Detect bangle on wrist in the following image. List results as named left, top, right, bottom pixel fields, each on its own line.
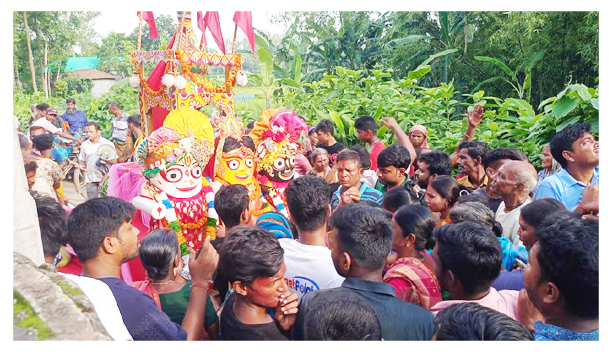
left=190, top=282, right=209, bottom=291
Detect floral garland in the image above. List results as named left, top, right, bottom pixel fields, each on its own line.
left=131, top=49, right=241, bottom=96
left=267, top=188, right=289, bottom=218
left=130, top=56, right=172, bottom=96
left=175, top=49, right=241, bottom=93
left=203, top=177, right=218, bottom=240
left=154, top=192, right=190, bottom=255
left=257, top=139, right=289, bottom=174
left=151, top=177, right=217, bottom=257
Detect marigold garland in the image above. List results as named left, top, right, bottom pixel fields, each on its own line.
left=130, top=56, right=172, bottom=96
left=175, top=49, right=241, bottom=93
left=131, top=50, right=242, bottom=95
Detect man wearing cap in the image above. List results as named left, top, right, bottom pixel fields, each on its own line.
left=30, top=110, right=83, bottom=145
left=62, top=98, right=88, bottom=134
left=46, top=108, right=66, bottom=131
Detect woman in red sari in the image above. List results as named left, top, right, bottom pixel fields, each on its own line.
left=384, top=205, right=442, bottom=310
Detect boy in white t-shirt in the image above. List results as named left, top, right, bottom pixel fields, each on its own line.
left=281, top=176, right=344, bottom=299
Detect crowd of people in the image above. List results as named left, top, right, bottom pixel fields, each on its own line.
left=16, top=100, right=599, bottom=341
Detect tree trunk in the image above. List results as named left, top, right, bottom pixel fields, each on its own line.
left=14, top=59, right=21, bottom=89
left=23, top=12, right=37, bottom=93
left=45, top=40, right=50, bottom=98
left=40, top=58, right=47, bottom=97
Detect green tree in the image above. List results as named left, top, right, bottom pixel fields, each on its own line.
left=96, top=32, right=136, bottom=79
left=13, top=11, right=101, bottom=94
left=127, top=14, right=177, bottom=51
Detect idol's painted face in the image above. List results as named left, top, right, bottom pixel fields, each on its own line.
left=217, top=147, right=255, bottom=185
left=262, top=153, right=296, bottom=182
left=259, top=143, right=297, bottom=183
left=150, top=154, right=203, bottom=198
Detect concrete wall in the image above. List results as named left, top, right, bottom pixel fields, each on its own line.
left=91, top=79, right=116, bottom=97
left=13, top=132, right=44, bottom=266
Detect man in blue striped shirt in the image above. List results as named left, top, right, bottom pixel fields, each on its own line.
left=331, top=150, right=383, bottom=209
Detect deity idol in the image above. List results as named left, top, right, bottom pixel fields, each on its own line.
left=248, top=110, right=308, bottom=212
left=132, top=108, right=217, bottom=255
left=209, top=110, right=272, bottom=217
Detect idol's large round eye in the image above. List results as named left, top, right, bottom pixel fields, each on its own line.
left=289, top=156, right=295, bottom=166
left=163, top=168, right=183, bottom=183
left=245, top=158, right=254, bottom=168
left=190, top=166, right=202, bottom=178
left=228, top=160, right=240, bottom=170
left=273, top=158, right=285, bottom=170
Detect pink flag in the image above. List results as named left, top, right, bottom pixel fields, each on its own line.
left=233, top=11, right=255, bottom=54
left=203, top=11, right=226, bottom=54
left=196, top=11, right=208, bottom=48
left=137, top=11, right=158, bottom=39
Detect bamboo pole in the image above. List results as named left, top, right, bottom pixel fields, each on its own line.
left=137, top=12, right=143, bottom=52
left=178, top=11, right=186, bottom=50
left=231, top=24, right=238, bottom=56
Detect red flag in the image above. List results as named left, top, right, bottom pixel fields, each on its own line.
left=233, top=11, right=255, bottom=54
left=137, top=11, right=158, bottom=39
left=203, top=11, right=226, bottom=54
left=196, top=11, right=208, bottom=48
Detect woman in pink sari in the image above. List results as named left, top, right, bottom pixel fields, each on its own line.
left=408, top=125, right=431, bottom=178
left=384, top=204, right=442, bottom=310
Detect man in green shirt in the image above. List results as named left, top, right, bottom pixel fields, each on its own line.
left=374, top=144, right=410, bottom=194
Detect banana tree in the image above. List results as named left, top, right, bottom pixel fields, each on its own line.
left=383, top=11, right=473, bottom=85
left=473, top=50, right=545, bottom=102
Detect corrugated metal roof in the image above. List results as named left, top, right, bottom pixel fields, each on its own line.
left=68, top=69, right=116, bottom=80
left=65, top=57, right=100, bottom=71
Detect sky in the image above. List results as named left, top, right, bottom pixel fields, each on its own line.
left=93, top=11, right=283, bottom=53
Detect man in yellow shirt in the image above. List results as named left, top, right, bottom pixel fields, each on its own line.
left=455, top=141, right=490, bottom=190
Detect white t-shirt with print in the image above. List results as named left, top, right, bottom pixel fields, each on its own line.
left=278, top=238, right=344, bottom=300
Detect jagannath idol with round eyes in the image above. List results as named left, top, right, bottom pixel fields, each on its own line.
left=131, top=108, right=217, bottom=256
left=248, top=109, right=309, bottom=215
left=208, top=110, right=275, bottom=217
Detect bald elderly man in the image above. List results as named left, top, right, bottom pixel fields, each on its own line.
left=488, top=160, right=538, bottom=246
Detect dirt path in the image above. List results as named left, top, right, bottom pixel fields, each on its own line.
left=62, top=180, right=87, bottom=206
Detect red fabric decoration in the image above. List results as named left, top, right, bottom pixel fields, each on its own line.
left=146, top=60, right=166, bottom=91
left=233, top=11, right=256, bottom=54
left=203, top=11, right=226, bottom=54
left=152, top=107, right=171, bottom=132
left=197, top=11, right=208, bottom=48
left=137, top=11, right=158, bottom=39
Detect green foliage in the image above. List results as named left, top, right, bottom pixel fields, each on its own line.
left=14, top=85, right=139, bottom=139
left=53, top=78, right=68, bottom=98
left=13, top=11, right=101, bottom=93
left=127, top=14, right=177, bottom=52
left=268, top=11, right=598, bottom=107
left=264, top=64, right=598, bottom=169
left=96, top=32, right=136, bottom=78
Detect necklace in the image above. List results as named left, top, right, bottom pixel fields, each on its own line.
left=152, top=280, right=176, bottom=286
left=505, top=198, right=528, bottom=211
